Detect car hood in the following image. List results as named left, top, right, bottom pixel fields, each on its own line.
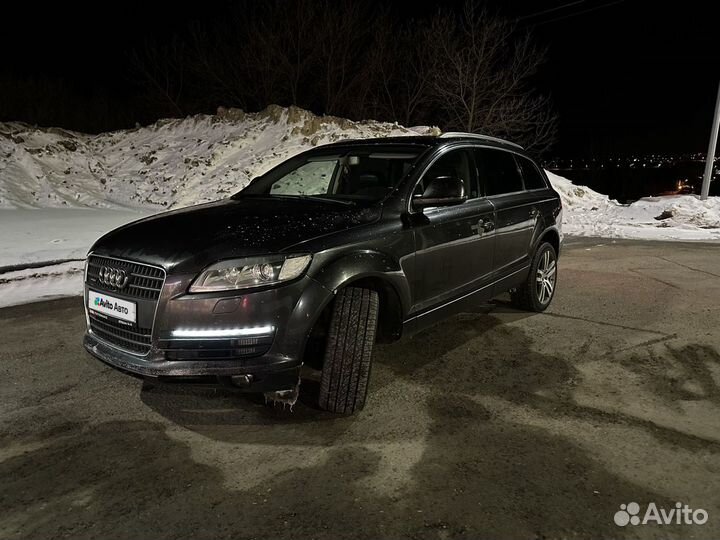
left=91, top=197, right=382, bottom=274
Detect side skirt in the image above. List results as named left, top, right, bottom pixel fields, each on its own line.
left=402, top=265, right=530, bottom=337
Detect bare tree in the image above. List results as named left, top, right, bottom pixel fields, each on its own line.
left=235, top=0, right=323, bottom=108
left=131, top=37, right=187, bottom=117
left=367, top=18, right=434, bottom=126
left=427, top=3, right=557, bottom=152
left=129, top=1, right=556, bottom=153
left=272, top=0, right=323, bottom=105
left=311, top=1, right=376, bottom=116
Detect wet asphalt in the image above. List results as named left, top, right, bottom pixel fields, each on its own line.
left=1, top=237, right=719, bottom=539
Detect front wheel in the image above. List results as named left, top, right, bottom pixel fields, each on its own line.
left=510, top=242, right=558, bottom=312
left=318, top=287, right=379, bottom=414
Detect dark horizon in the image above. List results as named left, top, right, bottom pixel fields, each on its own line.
left=1, top=0, right=717, bottom=158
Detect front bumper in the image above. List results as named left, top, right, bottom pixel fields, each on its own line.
left=84, top=271, right=334, bottom=389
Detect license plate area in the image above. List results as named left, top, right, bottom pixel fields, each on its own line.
left=88, top=290, right=137, bottom=324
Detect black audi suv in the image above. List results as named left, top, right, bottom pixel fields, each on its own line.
left=83, top=133, right=562, bottom=414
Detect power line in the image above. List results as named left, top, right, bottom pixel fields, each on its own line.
left=518, top=1, right=586, bottom=22
left=530, top=0, right=626, bottom=26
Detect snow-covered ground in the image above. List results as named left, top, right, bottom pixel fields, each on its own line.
left=0, top=209, right=152, bottom=307
left=0, top=208, right=151, bottom=268
left=1, top=105, right=719, bottom=307
left=548, top=172, right=720, bottom=242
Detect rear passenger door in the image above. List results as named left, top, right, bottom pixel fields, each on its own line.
left=474, top=147, right=537, bottom=276
left=410, top=148, right=495, bottom=314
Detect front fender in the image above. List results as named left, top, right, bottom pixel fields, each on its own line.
left=311, top=250, right=412, bottom=317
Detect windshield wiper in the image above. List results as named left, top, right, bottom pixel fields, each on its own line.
left=297, top=195, right=356, bottom=206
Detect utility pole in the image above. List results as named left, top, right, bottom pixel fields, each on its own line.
left=701, top=81, right=720, bottom=200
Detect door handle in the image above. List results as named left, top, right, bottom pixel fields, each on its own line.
left=475, top=218, right=494, bottom=234
left=482, top=219, right=495, bottom=232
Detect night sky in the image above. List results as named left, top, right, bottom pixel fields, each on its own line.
left=1, top=0, right=717, bottom=157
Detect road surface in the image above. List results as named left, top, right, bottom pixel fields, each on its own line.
left=2, top=238, right=719, bottom=539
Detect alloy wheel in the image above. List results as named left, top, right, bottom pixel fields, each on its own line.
left=535, top=249, right=557, bottom=305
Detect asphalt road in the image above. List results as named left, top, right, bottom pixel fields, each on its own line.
left=2, top=238, right=720, bottom=540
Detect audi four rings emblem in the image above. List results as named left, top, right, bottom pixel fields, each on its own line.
left=98, top=266, right=129, bottom=289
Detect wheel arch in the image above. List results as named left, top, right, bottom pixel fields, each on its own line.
left=311, top=251, right=410, bottom=343
left=536, top=227, right=561, bottom=256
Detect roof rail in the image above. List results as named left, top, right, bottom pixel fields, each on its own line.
left=439, top=131, right=523, bottom=150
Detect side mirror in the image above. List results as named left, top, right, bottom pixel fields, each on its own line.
left=412, top=176, right=467, bottom=210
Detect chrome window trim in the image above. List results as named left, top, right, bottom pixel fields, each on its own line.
left=406, top=143, right=541, bottom=214
left=484, top=196, right=558, bottom=206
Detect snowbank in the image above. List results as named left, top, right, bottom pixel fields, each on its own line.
left=1, top=106, right=719, bottom=307
left=0, top=261, right=85, bottom=308
left=0, top=106, right=437, bottom=306
left=548, top=171, right=720, bottom=242
left=0, top=209, right=153, bottom=307
left=0, top=105, right=437, bottom=210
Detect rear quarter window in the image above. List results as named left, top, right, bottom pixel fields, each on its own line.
left=516, top=156, right=548, bottom=190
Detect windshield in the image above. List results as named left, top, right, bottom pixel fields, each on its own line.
left=236, top=150, right=421, bottom=204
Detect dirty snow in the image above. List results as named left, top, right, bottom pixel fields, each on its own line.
left=548, top=171, right=720, bottom=242
left=0, top=261, right=85, bottom=308
left=0, top=209, right=153, bottom=307
left=0, top=105, right=436, bottom=210
left=1, top=105, right=719, bottom=307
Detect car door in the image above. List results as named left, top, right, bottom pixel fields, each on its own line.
left=474, top=147, right=538, bottom=277
left=409, top=147, right=496, bottom=316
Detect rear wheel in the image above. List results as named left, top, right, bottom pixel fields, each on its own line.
left=318, top=287, right=379, bottom=414
left=510, top=242, right=557, bottom=312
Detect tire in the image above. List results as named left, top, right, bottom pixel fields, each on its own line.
left=318, top=287, right=379, bottom=414
left=510, top=242, right=558, bottom=312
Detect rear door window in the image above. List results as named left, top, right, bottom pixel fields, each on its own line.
left=516, top=156, right=548, bottom=190
left=474, top=148, right=524, bottom=196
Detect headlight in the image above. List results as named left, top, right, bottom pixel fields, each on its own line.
left=189, top=254, right=312, bottom=293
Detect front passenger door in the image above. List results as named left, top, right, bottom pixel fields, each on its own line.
left=410, top=148, right=496, bottom=315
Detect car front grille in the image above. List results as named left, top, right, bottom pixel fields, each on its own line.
left=86, top=255, right=166, bottom=355
left=86, top=254, right=165, bottom=300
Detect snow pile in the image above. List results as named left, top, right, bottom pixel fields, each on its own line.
left=2, top=104, right=717, bottom=243
left=1, top=107, right=720, bottom=307
left=547, top=171, right=720, bottom=242
left=0, top=106, right=438, bottom=306
left=0, top=105, right=438, bottom=210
